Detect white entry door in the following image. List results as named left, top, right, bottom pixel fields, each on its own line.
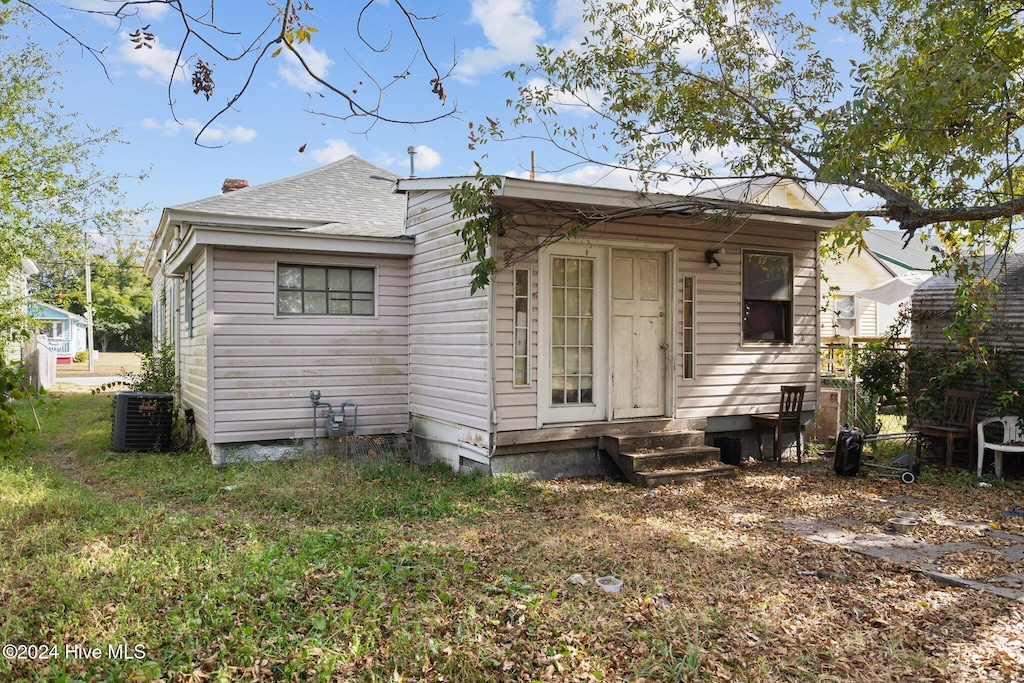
left=611, top=249, right=667, bottom=419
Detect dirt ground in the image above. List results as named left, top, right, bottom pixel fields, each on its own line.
left=55, top=351, right=142, bottom=377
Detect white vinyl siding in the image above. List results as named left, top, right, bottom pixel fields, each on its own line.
left=209, top=247, right=409, bottom=443
left=185, top=264, right=194, bottom=337
left=492, top=215, right=821, bottom=431
left=405, top=190, right=491, bottom=433
left=820, top=249, right=891, bottom=340
left=178, top=249, right=209, bottom=439
left=493, top=261, right=539, bottom=430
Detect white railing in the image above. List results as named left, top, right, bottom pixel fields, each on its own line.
left=45, top=339, right=70, bottom=354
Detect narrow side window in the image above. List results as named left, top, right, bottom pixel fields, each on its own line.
left=513, top=269, right=530, bottom=386
left=682, top=276, right=695, bottom=379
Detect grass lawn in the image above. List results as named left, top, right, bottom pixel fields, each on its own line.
left=2, top=393, right=1023, bottom=681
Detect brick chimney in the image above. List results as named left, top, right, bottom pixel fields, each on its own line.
left=221, top=178, right=249, bottom=193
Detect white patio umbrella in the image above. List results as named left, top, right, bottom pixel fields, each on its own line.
left=855, top=271, right=931, bottom=305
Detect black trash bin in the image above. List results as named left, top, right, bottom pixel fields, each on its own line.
left=714, top=436, right=743, bottom=466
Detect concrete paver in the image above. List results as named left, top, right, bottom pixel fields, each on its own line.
left=781, top=516, right=1024, bottom=604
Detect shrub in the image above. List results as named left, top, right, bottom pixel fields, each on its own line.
left=74, top=350, right=89, bottom=363
left=95, top=340, right=176, bottom=394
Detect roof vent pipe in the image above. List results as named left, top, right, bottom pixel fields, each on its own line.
left=407, top=146, right=417, bottom=178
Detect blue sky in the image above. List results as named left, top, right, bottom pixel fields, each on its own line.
left=25, top=0, right=868, bottom=242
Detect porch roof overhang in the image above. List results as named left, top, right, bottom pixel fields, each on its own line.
left=146, top=209, right=414, bottom=279
left=394, top=176, right=842, bottom=231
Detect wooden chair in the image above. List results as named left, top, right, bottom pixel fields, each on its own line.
left=977, top=416, right=1024, bottom=478
left=915, top=389, right=980, bottom=469
left=751, top=385, right=806, bottom=464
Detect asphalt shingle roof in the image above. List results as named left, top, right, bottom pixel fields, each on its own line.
left=170, top=155, right=407, bottom=238
left=917, top=253, right=1024, bottom=293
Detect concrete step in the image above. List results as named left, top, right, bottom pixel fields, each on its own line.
left=603, top=431, right=730, bottom=486
left=603, top=431, right=706, bottom=458
left=621, top=445, right=722, bottom=473
left=635, top=464, right=739, bottom=488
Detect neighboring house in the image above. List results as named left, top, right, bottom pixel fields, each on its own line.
left=821, top=229, right=943, bottom=340
left=28, top=302, right=89, bottom=364
left=2, top=258, right=39, bottom=362
left=146, top=156, right=840, bottom=473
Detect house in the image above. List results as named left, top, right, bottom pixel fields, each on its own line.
left=145, top=157, right=410, bottom=463
left=2, top=258, right=39, bottom=362
left=28, top=302, right=89, bottom=364
left=146, top=156, right=840, bottom=474
left=821, top=228, right=943, bottom=340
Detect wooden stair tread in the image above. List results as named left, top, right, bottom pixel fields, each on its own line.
left=636, top=464, right=739, bottom=487
left=621, top=445, right=719, bottom=458
left=602, top=430, right=737, bottom=487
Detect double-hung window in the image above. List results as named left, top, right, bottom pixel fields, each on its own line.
left=742, top=251, right=793, bottom=343
left=277, top=264, right=375, bottom=316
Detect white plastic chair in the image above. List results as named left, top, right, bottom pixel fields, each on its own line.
left=977, top=416, right=1024, bottom=477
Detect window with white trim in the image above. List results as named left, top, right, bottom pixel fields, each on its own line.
left=513, top=269, right=530, bottom=386
left=833, top=294, right=857, bottom=336
left=277, top=264, right=375, bottom=316
left=682, top=276, right=695, bottom=379
left=742, top=251, right=793, bottom=343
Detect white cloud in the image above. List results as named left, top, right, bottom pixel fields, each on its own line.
left=551, top=0, right=589, bottom=50
left=522, top=77, right=600, bottom=117
left=814, top=183, right=877, bottom=211
left=116, top=33, right=186, bottom=82
left=412, top=145, right=442, bottom=172
left=507, top=164, right=639, bottom=191
left=277, top=45, right=334, bottom=92
left=374, top=152, right=399, bottom=168
left=455, top=0, right=545, bottom=82
left=309, top=139, right=357, bottom=164
left=141, top=118, right=257, bottom=144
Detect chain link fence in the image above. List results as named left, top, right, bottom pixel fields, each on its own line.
left=821, top=340, right=909, bottom=437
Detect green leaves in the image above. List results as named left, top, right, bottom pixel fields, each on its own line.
left=0, top=16, right=140, bottom=442
left=482, top=0, right=1024, bottom=238
left=450, top=168, right=505, bottom=294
